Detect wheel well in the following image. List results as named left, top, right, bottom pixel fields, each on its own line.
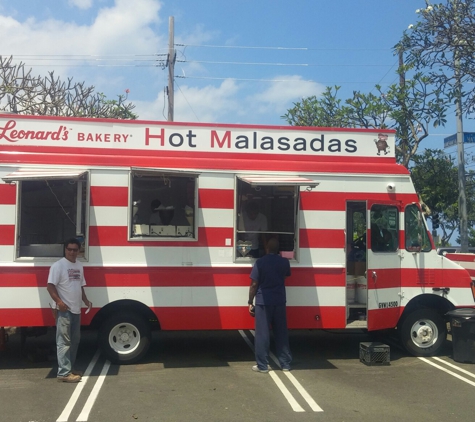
left=400, top=294, right=454, bottom=324
left=90, top=300, right=160, bottom=331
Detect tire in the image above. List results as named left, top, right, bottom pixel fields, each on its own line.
left=399, top=308, right=447, bottom=357
left=98, top=312, right=151, bottom=364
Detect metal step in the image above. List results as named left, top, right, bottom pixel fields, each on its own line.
left=346, top=320, right=368, bottom=328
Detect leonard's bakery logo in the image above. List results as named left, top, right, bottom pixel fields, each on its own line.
left=374, top=133, right=390, bottom=156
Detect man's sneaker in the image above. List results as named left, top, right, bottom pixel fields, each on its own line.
left=57, top=373, right=81, bottom=383
left=252, top=365, right=269, bottom=373
left=282, top=367, right=291, bottom=372
left=71, top=370, right=83, bottom=377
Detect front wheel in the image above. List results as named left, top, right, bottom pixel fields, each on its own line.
left=98, top=313, right=151, bottom=364
left=399, top=308, right=447, bottom=357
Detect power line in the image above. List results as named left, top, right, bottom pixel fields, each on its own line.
left=2, top=40, right=402, bottom=94
left=10, top=58, right=161, bottom=62
left=175, top=75, right=315, bottom=83
left=179, top=60, right=309, bottom=67
left=3, top=54, right=168, bottom=68
left=176, top=43, right=308, bottom=50
left=2, top=54, right=399, bottom=82
left=175, top=79, right=201, bottom=122
left=1, top=54, right=167, bottom=59
left=178, top=59, right=394, bottom=67
left=4, top=55, right=396, bottom=68
left=178, top=43, right=392, bottom=51
left=6, top=63, right=163, bottom=67
left=175, top=75, right=393, bottom=84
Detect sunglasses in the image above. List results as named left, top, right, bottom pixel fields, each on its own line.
left=66, top=247, right=79, bottom=252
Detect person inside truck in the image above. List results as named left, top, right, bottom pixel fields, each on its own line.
left=376, top=228, right=396, bottom=252
left=149, top=199, right=163, bottom=225
left=371, top=223, right=383, bottom=250
left=239, top=201, right=268, bottom=258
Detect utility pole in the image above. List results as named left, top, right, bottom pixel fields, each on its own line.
left=453, top=0, right=468, bottom=252
left=455, top=54, right=468, bottom=252
left=167, top=16, right=176, bottom=122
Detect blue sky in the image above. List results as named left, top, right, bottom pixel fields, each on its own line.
left=0, top=0, right=472, bottom=157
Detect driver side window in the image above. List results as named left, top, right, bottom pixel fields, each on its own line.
left=370, top=204, right=398, bottom=253
left=404, top=204, right=431, bottom=252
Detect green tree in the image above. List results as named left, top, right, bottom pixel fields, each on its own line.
left=400, top=0, right=475, bottom=251
left=283, top=1, right=475, bottom=246
left=410, top=149, right=475, bottom=245
left=282, top=73, right=446, bottom=168
left=401, top=0, right=475, bottom=115
left=467, top=228, right=475, bottom=247
left=0, top=56, right=137, bottom=119
left=282, top=86, right=354, bottom=128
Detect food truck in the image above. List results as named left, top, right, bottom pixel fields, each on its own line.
left=0, top=114, right=473, bottom=363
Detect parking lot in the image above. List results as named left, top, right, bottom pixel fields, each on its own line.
left=1, top=327, right=474, bottom=422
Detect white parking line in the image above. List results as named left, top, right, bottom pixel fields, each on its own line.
left=76, top=360, right=111, bottom=421
left=268, top=371, right=305, bottom=412
left=238, top=329, right=323, bottom=412
left=432, top=357, right=475, bottom=379
left=56, top=350, right=101, bottom=422
left=282, top=371, right=323, bottom=412
left=56, top=351, right=110, bottom=422
left=59, top=330, right=323, bottom=419
left=418, top=357, right=475, bottom=387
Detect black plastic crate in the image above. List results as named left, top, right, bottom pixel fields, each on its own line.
left=359, top=342, right=390, bottom=366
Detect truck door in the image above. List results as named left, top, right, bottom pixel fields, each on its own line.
left=366, top=201, right=402, bottom=330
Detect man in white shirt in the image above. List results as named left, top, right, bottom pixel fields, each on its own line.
left=47, top=238, right=91, bottom=383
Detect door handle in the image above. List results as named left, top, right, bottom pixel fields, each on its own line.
left=372, top=271, right=377, bottom=284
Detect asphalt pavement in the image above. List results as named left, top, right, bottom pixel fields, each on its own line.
left=0, top=327, right=474, bottom=422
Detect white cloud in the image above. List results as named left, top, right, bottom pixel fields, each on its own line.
left=68, top=0, right=93, bottom=10
left=0, top=0, right=166, bottom=99
left=0, top=0, right=164, bottom=57
left=0, top=1, right=324, bottom=125
left=176, top=79, right=241, bottom=122
left=176, top=23, right=217, bottom=47
left=136, top=79, right=240, bottom=123
left=135, top=76, right=324, bottom=125
left=89, top=0, right=162, bottom=54
left=247, top=76, right=324, bottom=115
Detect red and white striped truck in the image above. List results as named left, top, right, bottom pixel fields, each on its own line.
left=0, top=114, right=474, bottom=363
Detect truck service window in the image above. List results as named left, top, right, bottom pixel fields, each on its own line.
left=9, top=173, right=88, bottom=258
left=130, top=170, right=197, bottom=239
left=235, top=178, right=298, bottom=259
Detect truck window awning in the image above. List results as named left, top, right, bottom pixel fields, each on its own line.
left=131, top=167, right=200, bottom=177
left=237, top=175, right=319, bottom=187
left=2, top=169, right=87, bottom=183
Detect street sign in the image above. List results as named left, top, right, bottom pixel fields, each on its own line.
left=444, top=132, right=475, bottom=148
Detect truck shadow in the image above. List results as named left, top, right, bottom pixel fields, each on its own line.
left=141, top=329, right=454, bottom=370
left=0, top=328, right=454, bottom=372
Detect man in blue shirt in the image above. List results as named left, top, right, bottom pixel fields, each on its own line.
left=248, top=238, right=292, bottom=372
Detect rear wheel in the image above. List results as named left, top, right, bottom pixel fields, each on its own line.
left=98, top=313, right=151, bottom=364
left=399, top=308, right=447, bottom=357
